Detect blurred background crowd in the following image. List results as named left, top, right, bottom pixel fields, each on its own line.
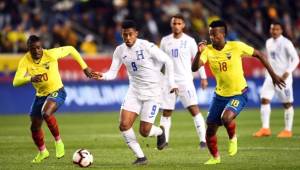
left=0, top=0, right=300, bottom=54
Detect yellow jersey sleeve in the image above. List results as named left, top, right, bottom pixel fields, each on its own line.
left=200, top=48, right=208, bottom=64
left=236, top=41, right=254, bottom=57
left=13, top=56, right=31, bottom=87
left=47, top=46, right=88, bottom=69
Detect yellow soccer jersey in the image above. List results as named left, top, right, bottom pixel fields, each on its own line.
left=200, top=41, right=254, bottom=97
left=13, top=46, right=87, bottom=96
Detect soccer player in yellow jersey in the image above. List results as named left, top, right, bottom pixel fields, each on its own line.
left=13, top=35, right=97, bottom=163
left=192, top=20, right=286, bottom=165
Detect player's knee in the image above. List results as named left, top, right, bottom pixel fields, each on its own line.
left=283, top=103, right=292, bottom=109
left=163, top=110, right=172, bottom=117
left=261, top=98, right=270, bottom=105
left=30, top=123, right=41, bottom=131
left=139, top=128, right=150, bottom=137
left=119, top=122, right=131, bottom=131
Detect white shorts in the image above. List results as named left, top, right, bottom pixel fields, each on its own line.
left=161, top=82, right=198, bottom=110
left=121, top=89, right=160, bottom=124
left=260, top=76, right=294, bottom=103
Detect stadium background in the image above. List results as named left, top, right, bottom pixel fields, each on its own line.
left=1, top=0, right=300, bottom=114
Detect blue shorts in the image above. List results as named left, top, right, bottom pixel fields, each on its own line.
left=30, top=88, right=67, bottom=118
left=207, top=88, right=248, bottom=125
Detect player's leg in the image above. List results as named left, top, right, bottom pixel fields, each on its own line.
left=140, top=100, right=166, bottom=150
left=222, top=88, right=248, bottom=156
left=254, top=78, right=274, bottom=137
left=277, top=80, right=294, bottom=138
left=42, top=88, right=66, bottom=158
left=181, top=85, right=206, bottom=148
left=30, top=96, right=49, bottom=163
left=204, top=94, right=226, bottom=164
left=119, top=90, right=147, bottom=165
left=160, top=109, right=173, bottom=145
left=159, top=87, right=176, bottom=145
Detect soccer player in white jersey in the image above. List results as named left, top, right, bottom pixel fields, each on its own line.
left=159, top=14, right=208, bottom=148
left=97, top=20, right=178, bottom=165
left=253, top=21, right=299, bottom=138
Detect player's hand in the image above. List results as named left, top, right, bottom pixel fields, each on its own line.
left=198, top=40, right=207, bottom=52
left=200, top=78, right=208, bottom=89
left=170, top=87, right=179, bottom=95
left=281, top=72, right=289, bottom=81
left=83, top=67, right=99, bottom=79
left=31, top=74, right=43, bottom=83
left=272, top=74, right=286, bottom=89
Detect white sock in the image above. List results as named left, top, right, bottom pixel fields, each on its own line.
left=121, top=128, right=144, bottom=158
left=261, top=104, right=271, bottom=129
left=284, top=107, right=294, bottom=131
left=193, top=113, right=206, bottom=142
left=159, top=116, right=171, bottom=143
left=148, top=125, right=163, bottom=137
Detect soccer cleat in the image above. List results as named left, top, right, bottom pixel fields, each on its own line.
left=31, top=149, right=49, bottom=163
left=55, top=140, right=65, bottom=158
left=204, top=157, right=221, bottom=165
left=132, top=157, right=148, bottom=165
left=228, top=137, right=237, bottom=156
left=199, top=141, right=207, bottom=149
left=277, top=130, right=292, bottom=138
left=253, top=128, right=271, bottom=137
left=157, top=126, right=167, bottom=150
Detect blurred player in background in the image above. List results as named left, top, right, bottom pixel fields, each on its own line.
left=96, top=20, right=178, bottom=165
left=253, top=21, right=299, bottom=138
left=13, top=35, right=96, bottom=163
left=159, top=14, right=207, bottom=148
left=192, top=20, right=286, bottom=165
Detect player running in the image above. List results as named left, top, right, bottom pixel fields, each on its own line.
left=96, top=20, right=178, bottom=165
left=13, top=35, right=97, bottom=163
left=159, top=14, right=207, bottom=148
left=192, top=20, right=285, bottom=165
left=253, top=21, right=299, bottom=138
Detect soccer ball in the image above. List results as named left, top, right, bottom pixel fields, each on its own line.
left=72, top=149, right=93, bottom=168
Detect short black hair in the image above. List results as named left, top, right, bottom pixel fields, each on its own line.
left=271, top=20, right=283, bottom=28
left=27, top=35, right=40, bottom=46
left=209, top=20, right=227, bottom=34
left=171, top=14, right=185, bottom=22
left=122, top=20, right=137, bottom=29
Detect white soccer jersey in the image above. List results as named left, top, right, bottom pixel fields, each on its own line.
left=160, top=33, right=206, bottom=85
left=265, top=35, right=299, bottom=77
left=103, top=39, right=176, bottom=100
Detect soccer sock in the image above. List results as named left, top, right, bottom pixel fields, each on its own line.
left=224, top=120, right=236, bottom=139
left=148, top=125, right=163, bottom=137
left=206, top=135, right=219, bottom=158
left=193, top=113, right=206, bottom=142
left=284, top=107, right=294, bottom=131
left=121, top=128, right=145, bottom=158
left=159, top=116, right=171, bottom=142
left=31, top=129, right=46, bottom=151
left=261, top=104, right=271, bottom=129
left=43, top=114, right=61, bottom=141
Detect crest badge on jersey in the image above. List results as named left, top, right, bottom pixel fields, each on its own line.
left=43, top=62, right=50, bottom=70
left=226, top=52, right=232, bottom=59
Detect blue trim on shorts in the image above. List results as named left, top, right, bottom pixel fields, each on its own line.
left=29, top=88, right=67, bottom=117
left=207, top=88, right=248, bottom=125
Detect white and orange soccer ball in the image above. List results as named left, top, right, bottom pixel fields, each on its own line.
left=72, top=149, right=93, bottom=168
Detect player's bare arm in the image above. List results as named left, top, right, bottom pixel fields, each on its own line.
left=192, top=40, right=207, bottom=72
left=30, top=74, right=43, bottom=83
left=252, top=49, right=286, bottom=89
left=83, top=67, right=99, bottom=79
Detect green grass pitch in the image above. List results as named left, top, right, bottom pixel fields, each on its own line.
left=0, top=108, right=299, bottom=170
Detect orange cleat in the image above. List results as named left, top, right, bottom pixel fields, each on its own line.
left=253, top=128, right=271, bottom=137
left=277, top=130, right=292, bottom=138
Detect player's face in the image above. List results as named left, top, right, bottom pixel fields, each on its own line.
left=209, top=27, right=225, bottom=46
left=28, top=41, right=43, bottom=60
left=171, top=18, right=185, bottom=35
left=270, top=24, right=282, bottom=39
left=122, top=28, right=138, bottom=47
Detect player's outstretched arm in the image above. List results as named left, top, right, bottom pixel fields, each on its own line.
left=192, top=40, right=206, bottom=72
left=252, top=49, right=286, bottom=89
